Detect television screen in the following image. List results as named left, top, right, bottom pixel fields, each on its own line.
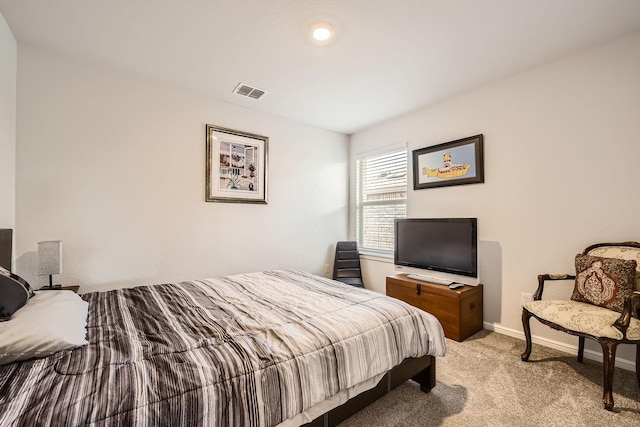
left=394, top=218, right=477, bottom=278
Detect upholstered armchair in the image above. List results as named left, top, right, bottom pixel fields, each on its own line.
left=521, top=242, right=640, bottom=411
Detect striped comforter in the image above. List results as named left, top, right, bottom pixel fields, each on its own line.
left=0, top=270, right=446, bottom=426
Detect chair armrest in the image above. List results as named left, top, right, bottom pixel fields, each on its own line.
left=534, top=274, right=576, bottom=300
left=613, top=291, right=640, bottom=336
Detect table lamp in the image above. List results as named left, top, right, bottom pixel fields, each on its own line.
left=38, top=240, right=63, bottom=290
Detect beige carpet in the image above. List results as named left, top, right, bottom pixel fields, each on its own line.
left=338, top=330, right=640, bottom=427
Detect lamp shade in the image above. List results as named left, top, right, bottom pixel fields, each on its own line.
left=38, top=240, right=63, bottom=276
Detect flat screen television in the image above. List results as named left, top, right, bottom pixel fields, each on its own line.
left=394, top=218, right=478, bottom=280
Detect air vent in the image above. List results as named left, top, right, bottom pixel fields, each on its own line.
left=233, top=83, right=267, bottom=100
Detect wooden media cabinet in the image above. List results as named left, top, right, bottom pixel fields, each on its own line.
left=386, top=274, right=483, bottom=342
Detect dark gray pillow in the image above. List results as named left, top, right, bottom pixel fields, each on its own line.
left=0, top=267, right=35, bottom=321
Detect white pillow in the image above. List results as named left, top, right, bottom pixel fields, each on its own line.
left=0, top=290, right=89, bottom=365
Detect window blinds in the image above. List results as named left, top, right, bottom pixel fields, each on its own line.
left=356, top=149, right=407, bottom=253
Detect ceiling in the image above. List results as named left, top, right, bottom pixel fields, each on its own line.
left=2, top=0, right=640, bottom=134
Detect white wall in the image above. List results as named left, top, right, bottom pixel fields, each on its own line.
left=351, top=32, right=640, bottom=366
left=0, top=12, right=16, bottom=235
left=15, top=46, right=348, bottom=291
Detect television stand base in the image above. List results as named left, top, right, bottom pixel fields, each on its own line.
left=406, top=274, right=452, bottom=285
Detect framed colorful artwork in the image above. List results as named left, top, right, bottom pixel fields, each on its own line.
left=413, top=134, right=484, bottom=190
left=205, top=125, right=268, bottom=204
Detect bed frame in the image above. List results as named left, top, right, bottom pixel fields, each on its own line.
left=0, top=249, right=437, bottom=425
left=304, top=354, right=436, bottom=426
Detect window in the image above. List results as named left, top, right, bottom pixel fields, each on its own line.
left=355, top=148, right=407, bottom=254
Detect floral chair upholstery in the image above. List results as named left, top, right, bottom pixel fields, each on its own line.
left=521, top=242, right=640, bottom=411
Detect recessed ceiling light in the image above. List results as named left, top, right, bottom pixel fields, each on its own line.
left=311, top=23, right=334, bottom=43
left=313, top=26, right=331, bottom=41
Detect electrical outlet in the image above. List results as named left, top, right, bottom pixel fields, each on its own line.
left=521, top=292, right=533, bottom=306
left=324, top=264, right=330, bottom=274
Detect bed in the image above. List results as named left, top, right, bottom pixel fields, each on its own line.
left=0, top=270, right=446, bottom=426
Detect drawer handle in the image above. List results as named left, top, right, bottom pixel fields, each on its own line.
left=469, top=302, right=476, bottom=310
left=416, top=283, right=421, bottom=296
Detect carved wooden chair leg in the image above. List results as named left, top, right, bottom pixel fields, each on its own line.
left=577, top=337, right=585, bottom=363
left=521, top=309, right=533, bottom=361
left=600, top=340, right=617, bottom=411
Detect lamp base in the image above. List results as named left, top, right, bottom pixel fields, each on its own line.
left=39, top=284, right=63, bottom=291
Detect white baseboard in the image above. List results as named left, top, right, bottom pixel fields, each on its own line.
left=483, top=322, right=636, bottom=372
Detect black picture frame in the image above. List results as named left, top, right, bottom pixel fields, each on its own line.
left=412, top=134, right=484, bottom=190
